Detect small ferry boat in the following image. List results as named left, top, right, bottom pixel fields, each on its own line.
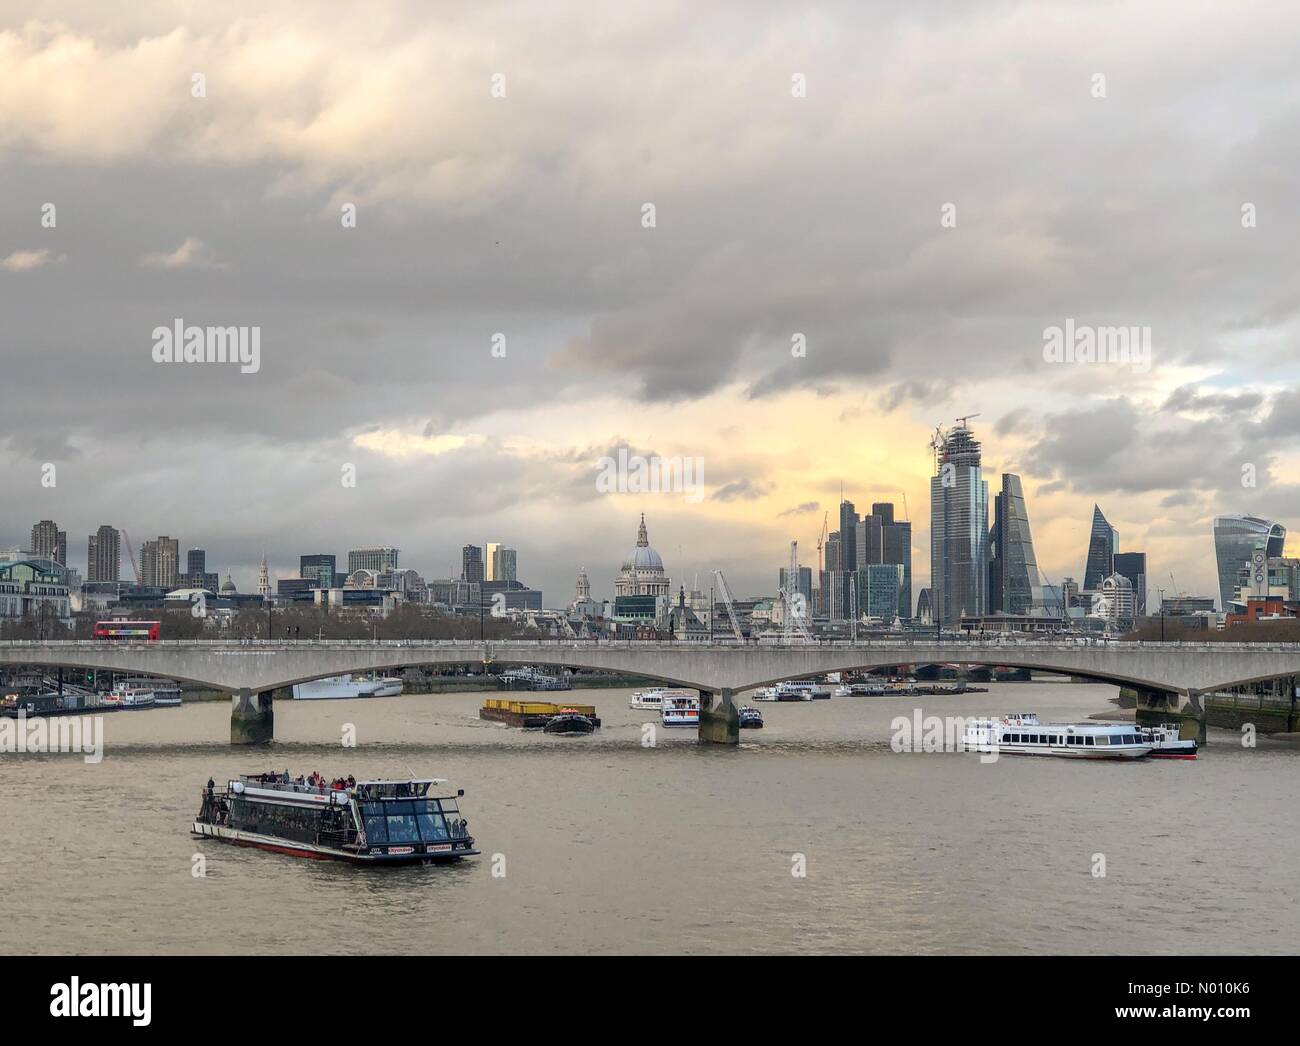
left=750, top=686, right=779, bottom=702
left=291, top=674, right=404, bottom=700
left=1141, top=723, right=1198, bottom=759
left=961, top=713, right=1151, bottom=760
left=738, top=705, right=764, bottom=729
left=192, top=773, right=478, bottom=863
left=833, top=683, right=887, bottom=697
left=630, top=686, right=695, bottom=710
left=774, top=680, right=829, bottom=702
left=661, top=694, right=701, bottom=727
left=543, top=709, right=598, bottom=735
left=630, top=686, right=665, bottom=709
left=102, top=682, right=155, bottom=709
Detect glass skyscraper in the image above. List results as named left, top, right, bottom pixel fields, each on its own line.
left=929, top=423, right=988, bottom=626
left=1113, top=551, right=1147, bottom=617
left=987, top=473, right=1044, bottom=615
left=1212, top=515, right=1286, bottom=611
left=1082, top=505, right=1118, bottom=591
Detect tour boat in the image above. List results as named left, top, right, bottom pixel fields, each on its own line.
left=961, top=713, right=1151, bottom=759
left=291, top=674, right=404, bottom=700
left=630, top=686, right=694, bottom=710
left=1140, top=723, right=1198, bottom=759
left=774, top=680, right=829, bottom=702
left=543, top=709, right=598, bottom=735
left=103, top=682, right=155, bottom=709
left=750, top=686, right=779, bottom=702
left=630, top=687, right=667, bottom=709
left=192, top=773, right=478, bottom=864
left=833, top=683, right=887, bottom=697
left=738, top=706, right=764, bottom=729
left=661, top=694, right=701, bottom=727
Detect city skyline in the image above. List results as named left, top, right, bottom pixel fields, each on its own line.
left=5, top=4, right=1300, bottom=606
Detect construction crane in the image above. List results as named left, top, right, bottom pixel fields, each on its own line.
left=120, top=529, right=142, bottom=584
left=815, top=512, right=828, bottom=575
left=713, top=569, right=744, bottom=641
left=782, top=541, right=813, bottom=643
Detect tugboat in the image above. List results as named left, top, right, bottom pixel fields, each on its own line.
left=542, top=708, right=598, bottom=734
left=192, top=772, right=478, bottom=863
left=1141, top=723, right=1199, bottom=759
left=738, top=705, right=764, bottom=729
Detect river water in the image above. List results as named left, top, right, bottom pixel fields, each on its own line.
left=3, top=680, right=1297, bottom=954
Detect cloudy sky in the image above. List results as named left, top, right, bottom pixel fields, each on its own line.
left=3, top=0, right=1300, bottom=606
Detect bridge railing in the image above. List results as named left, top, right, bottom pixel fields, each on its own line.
left=5, top=637, right=1300, bottom=653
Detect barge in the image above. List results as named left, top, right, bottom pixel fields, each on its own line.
left=480, top=698, right=601, bottom=729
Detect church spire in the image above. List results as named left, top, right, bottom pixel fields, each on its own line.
left=636, top=513, right=649, bottom=548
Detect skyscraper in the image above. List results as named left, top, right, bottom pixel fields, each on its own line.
left=1113, top=551, right=1148, bottom=617
left=31, top=520, right=66, bottom=564
left=838, top=499, right=858, bottom=618
left=987, top=474, right=1044, bottom=616
left=496, top=548, right=518, bottom=583
left=461, top=545, right=484, bottom=584
left=1082, top=505, right=1118, bottom=591
left=1212, top=515, right=1286, bottom=612
left=140, top=536, right=180, bottom=588
left=86, top=524, right=121, bottom=583
left=485, top=542, right=501, bottom=581
left=869, top=501, right=912, bottom=619
left=929, top=422, right=988, bottom=626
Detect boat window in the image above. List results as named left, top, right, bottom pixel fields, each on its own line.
left=1067, top=736, right=1078, bottom=745
left=361, top=803, right=385, bottom=818
left=440, top=799, right=460, bottom=817
left=1084, top=736, right=1094, bottom=745
left=386, top=814, right=420, bottom=843
left=417, top=812, right=449, bottom=841
left=364, top=815, right=388, bottom=843
left=386, top=800, right=416, bottom=815
left=1095, top=735, right=1110, bottom=745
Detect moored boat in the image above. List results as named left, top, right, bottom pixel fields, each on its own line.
left=773, top=680, right=829, bottom=702
left=192, top=773, right=478, bottom=863
left=661, top=694, right=701, bottom=727
left=1141, top=723, right=1198, bottom=759
left=961, top=712, right=1151, bottom=759
left=738, top=705, right=764, bottom=729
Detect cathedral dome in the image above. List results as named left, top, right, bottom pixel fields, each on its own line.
left=615, top=514, right=670, bottom=600
left=621, top=514, right=664, bottom=571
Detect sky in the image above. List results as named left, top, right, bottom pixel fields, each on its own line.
left=3, top=0, right=1300, bottom=607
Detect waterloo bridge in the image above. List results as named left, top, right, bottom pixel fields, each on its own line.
left=5, top=637, right=1300, bottom=744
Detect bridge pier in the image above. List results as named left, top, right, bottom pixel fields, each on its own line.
left=231, top=688, right=274, bottom=744
left=698, top=688, right=739, bottom=745
left=1134, top=687, right=1205, bottom=744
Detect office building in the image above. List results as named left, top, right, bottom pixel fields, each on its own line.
left=1082, top=505, right=1118, bottom=591
left=300, top=554, right=336, bottom=589
left=461, top=545, right=484, bottom=584
left=929, top=421, right=989, bottom=626
left=1113, top=551, right=1147, bottom=617
left=347, top=546, right=399, bottom=573
left=140, top=536, right=180, bottom=589
left=1213, top=515, right=1286, bottom=612
left=987, top=474, right=1045, bottom=616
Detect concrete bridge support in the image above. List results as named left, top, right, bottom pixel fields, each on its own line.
left=698, top=688, right=739, bottom=745
left=231, top=689, right=274, bottom=745
left=1134, top=687, right=1205, bottom=743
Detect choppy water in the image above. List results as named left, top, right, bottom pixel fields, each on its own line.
left=2, top=680, right=1297, bottom=954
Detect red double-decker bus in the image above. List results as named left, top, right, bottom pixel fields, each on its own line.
left=93, top=620, right=161, bottom=642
